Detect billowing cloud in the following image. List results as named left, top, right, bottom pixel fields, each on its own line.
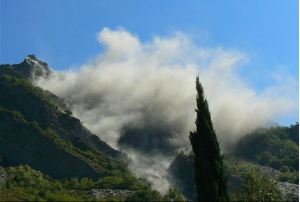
left=36, top=27, right=298, bottom=193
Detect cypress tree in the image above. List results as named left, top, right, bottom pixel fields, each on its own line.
left=189, top=76, right=229, bottom=201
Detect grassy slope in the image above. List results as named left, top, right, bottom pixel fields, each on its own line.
left=0, top=190, right=36, bottom=201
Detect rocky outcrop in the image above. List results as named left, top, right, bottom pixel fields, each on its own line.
left=15, top=54, right=53, bottom=80
left=87, top=189, right=135, bottom=199
left=260, top=166, right=281, bottom=179
left=0, top=167, right=8, bottom=182
left=277, top=181, right=299, bottom=202
left=258, top=166, right=299, bottom=201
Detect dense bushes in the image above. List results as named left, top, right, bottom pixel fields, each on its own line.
left=0, top=165, right=185, bottom=201
left=1, top=165, right=90, bottom=201
left=231, top=125, right=299, bottom=171
left=231, top=172, right=282, bottom=201
left=276, top=171, right=299, bottom=184
left=225, top=158, right=266, bottom=179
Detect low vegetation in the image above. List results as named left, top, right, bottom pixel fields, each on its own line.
left=231, top=172, right=282, bottom=202
left=0, top=165, right=185, bottom=201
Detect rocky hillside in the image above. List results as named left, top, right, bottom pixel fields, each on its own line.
left=0, top=55, right=52, bottom=81
left=169, top=152, right=299, bottom=201
left=0, top=55, right=298, bottom=201
left=261, top=166, right=299, bottom=201
left=87, top=189, right=135, bottom=199
left=169, top=124, right=299, bottom=201
left=0, top=56, right=127, bottom=181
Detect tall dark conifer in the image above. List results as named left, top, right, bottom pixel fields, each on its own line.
left=189, top=76, right=229, bottom=201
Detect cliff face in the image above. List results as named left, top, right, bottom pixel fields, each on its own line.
left=0, top=55, right=52, bottom=81
left=0, top=56, right=126, bottom=181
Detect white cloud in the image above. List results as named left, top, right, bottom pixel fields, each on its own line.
left=36, top=27, right=298, bottom=193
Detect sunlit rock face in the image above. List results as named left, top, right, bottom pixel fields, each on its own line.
left=0, top=54, right=53, bottom=82
left=20, top=54, right=53, bottom=80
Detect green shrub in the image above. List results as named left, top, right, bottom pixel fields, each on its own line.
left=126, top=189, right=163, bottom=201
left=280, top=166, right=290, bottom=173
left=276, top=171, right=299, bottom=184
left=163, top=187, right=185, bottom=201
left=231, top=172, right=282, bottom=201
left=64, top=108, right=73, bottom=116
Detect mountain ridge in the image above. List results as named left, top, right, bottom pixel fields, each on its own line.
left=0, top=55, right=298, bottom=201
left=0, top=56, right=128, bottom=181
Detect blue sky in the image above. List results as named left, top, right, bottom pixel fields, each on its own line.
left=0, top=0, right=299, bottom=125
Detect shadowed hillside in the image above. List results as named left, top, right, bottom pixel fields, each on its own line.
left=0, top=56, right=127, bottom=180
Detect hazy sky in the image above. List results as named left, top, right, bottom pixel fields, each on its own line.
left=0, top=0, right=299, bottom=125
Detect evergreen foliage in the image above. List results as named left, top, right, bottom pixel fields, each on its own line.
left=231, top=125, right=299, bottom=171
left=64, top=108, right=73, bottom=116
left=163, top=187, right=185, bottom=201
left=276, top=171, right=299, bottom=184
left=0, top=165, right=185, bottom=201
left=189, top=76, right=229, bottom=201
left=231, top=172, right=282, bottom=202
